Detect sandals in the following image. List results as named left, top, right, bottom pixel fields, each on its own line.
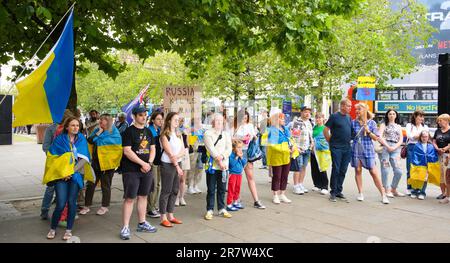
left=160, top=220, right=173, bottom=227
left=169, top=218, right=183, bottom=224
left=79, top=207, right=90, bottom=215
left=96, top=207, right=109, bottom=216
left=46, top=229, right=56, bottom=239
left=62, top=231, right=72, bottom=241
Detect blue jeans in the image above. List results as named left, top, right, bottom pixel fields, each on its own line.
left=50, top=179, right=80, bottom=230
left=41, top=185, right=55, bottom=216
left=330, top=146, right=351, bottom=196
left=380, top=142, right=403, bottom=190
left=406, top=144, right=415, bottom=190
left=206, top=170, right=226, bottom=211
left=297, top=150, right=311, bottom=170
left=261, top=146, right=267, bottom=166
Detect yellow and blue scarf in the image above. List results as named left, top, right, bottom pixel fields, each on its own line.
left=88, top=127, right=123, bottom=171
left=410, top=143, right=440, bottom=189
left=43, top=133, right=94, bottom=187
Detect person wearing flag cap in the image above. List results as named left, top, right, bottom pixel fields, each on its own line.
left=119, top=105, right=157, bottom=240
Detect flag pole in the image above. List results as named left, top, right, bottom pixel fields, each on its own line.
left=0, top=2, right=76, bottom=106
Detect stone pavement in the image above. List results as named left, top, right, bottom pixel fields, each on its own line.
left=1, top=139, right=450, bottom=243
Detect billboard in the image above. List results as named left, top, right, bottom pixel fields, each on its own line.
left=375, top=100, right=438, bottom=113
left=412, top=0, right=450, bottom=65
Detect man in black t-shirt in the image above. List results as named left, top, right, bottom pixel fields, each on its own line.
left=119, top=105, right=157, bottom=240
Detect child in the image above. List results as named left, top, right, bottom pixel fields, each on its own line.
left=226, top=139, right=247, bottom=211
left=410, top=131, right=440, bottom=200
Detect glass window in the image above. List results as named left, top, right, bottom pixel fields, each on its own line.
left=400, top=89, right=418, bottom=100
left=377, top=90, right=399, bottom=100
left=421, top=89, right=438, bottom=100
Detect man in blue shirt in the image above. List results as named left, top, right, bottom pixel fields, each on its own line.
left=323, top=98, right=352, bottom=202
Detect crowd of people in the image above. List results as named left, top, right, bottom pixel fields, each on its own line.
left=39, top=98, right=450, bottom=241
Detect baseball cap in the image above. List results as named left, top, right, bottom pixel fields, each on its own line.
left=132, top=105, right=147, bottom=115
left=300, top=105, right=312, bottom=111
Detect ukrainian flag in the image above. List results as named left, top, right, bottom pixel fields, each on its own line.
left=43, top=132, right=95, bottom=187
left=267, top=126, right=292, bottom=166
left=13, top=10, right=74, bottom=127
left=410, top=143, right=440, bottom=189
left=88, top=127, right=123, bottom=171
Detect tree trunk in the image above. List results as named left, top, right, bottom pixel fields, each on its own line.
left=233, top=86, right=239, bottom=129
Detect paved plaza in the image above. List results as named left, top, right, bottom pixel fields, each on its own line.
left=1, top=136, right=450, bottom=243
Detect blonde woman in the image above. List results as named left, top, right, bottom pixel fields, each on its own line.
left=433, top=114, right=450, bottom=202
left=351, top=103, right=390, bottom=204
left=80, top=113, right=122, bottom=216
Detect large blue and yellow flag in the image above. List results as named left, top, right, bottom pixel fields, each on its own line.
left=88, top=127, right=123, bottom=171
left=43, top=132, right=95, bottom=187
left=13, top=9, right=74, bottom=127
left=409, top=143, right=440, bottom=189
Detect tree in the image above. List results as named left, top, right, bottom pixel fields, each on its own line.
left=1, top=0, right=362, bottom=110
left=76, top=51, right=193, bottom=113
left=201, top=0, right=435, bottom=112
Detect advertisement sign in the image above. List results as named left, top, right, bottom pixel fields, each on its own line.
left=408, top=0, right=450, bottom=65
left=356, top=76, right=376, bottom=101
left=375, top=100, right=438, bottom=113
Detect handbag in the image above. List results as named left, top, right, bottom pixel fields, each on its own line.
left=374, top=141, right=384, bottom=154
left=400, top=138, right=409, bottom=159
left=247, top=137, right=262, bottom=163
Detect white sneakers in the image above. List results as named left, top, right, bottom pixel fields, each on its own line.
left=273, top=195, right=281, bottom=204
left=292, top=185, right=303, bottom=195
left=357, top=193, right=364, bottom=201
left=311, top=187, right=320, bottom=192
left=301, top=184, right=309, bottom=193
left=279, top=194, right=292, bottom=203
left=418, top=194, right=425, bottom=200
left=187, top=186, right=196, bottom=194
left=273, top=194, right=291, bottom=204
left=179, top=197, right=187, bottom=206
left=320, top=189, right=329, bottom=195
left=386, top=192, right=394, bottom=198
left=187, top=186, right=202, bottom=194
left=382, top=195, right=390, bottom=204
left=293, top=184, right=308, bottom=195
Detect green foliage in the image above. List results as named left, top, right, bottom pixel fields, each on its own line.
left=76, top=51, right=193, bottom=112
left=0, top=0, right=362, bottom=80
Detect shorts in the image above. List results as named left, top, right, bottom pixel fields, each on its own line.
left=122, top=171, right=153, bottom=199
left=290, top=150, right=311, bottom=172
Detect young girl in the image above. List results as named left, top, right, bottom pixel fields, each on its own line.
left=226, top=140, right=247, bottom=211
left=410, top=131, right=440, bottom=200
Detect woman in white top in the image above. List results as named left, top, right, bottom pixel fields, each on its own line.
left=379, top=109, right=405, bottom=198
left=405, top=110, right=429, bottom=196
left=234, top=110, right=266, bottom=209
left=159, top=112, right=185, bottom=227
